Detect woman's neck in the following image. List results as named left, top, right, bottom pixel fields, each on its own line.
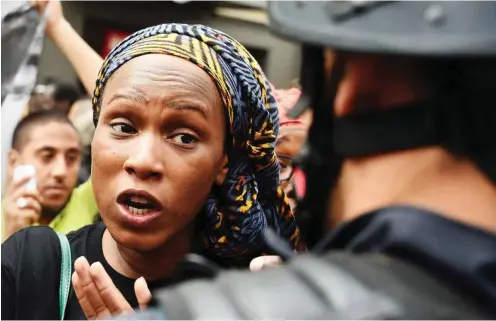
left=102, top=227, right=193, bottom=280
left=329, top=147, right=496, bottom=234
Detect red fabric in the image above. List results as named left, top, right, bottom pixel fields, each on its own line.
left=293, top=168, right=306, bottom=199
left=102, top=30, right=131, bottom=58
left=273, top=87, right=307, bottom=127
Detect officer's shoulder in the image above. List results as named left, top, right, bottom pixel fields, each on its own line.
left=295, top=252, right=487, bottom=319
left=154, top=252, right=492, bottom=319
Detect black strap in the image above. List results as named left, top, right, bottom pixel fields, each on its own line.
left=333, top=99, right=496, bottom=158
left=334, top=101, right=442, bottom=157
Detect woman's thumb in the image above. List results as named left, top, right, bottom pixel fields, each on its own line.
left=134, top=277, right=152, bottom=311
left=249, top=255, right=282, bottom=271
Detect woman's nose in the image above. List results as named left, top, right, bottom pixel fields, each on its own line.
left=123, top=134, right=164, bottom=180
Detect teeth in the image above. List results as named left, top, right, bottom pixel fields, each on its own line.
left=126, top=205, right=153, bottom=215
left=130, top=195, right=151, bottom=204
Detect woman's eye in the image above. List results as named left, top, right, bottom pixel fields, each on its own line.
left=170, top=133, right=198, bottom=145
left=110, top=123, right=136, bottom=134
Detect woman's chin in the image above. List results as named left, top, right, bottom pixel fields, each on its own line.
left=104, top=213, right=195, bottom=253
left=108, top=225, right=171, bottom=252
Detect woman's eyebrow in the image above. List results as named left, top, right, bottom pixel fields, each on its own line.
left=107, top=92, right=148, bottom=106
left=168, top=104, right=208, bottom=118
left=107, top=91, right=209, bottom=118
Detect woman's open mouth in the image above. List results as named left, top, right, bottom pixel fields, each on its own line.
left=116, top=189, right=163, bottom=227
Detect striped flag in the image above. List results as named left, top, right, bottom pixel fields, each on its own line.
left=1, top=2, right=46, bottom=187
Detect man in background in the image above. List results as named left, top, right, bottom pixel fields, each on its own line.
left=2, top=110, right=98, bottom=241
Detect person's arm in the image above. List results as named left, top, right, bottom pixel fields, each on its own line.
left=32, top=0, right=104, bottom=95
left=48, top=20, right=103, bottom=95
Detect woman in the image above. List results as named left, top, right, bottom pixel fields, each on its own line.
left=250, top=88, right=310, bottom=271
left=273, top=87, right=311, bottom=210
left=1, top=23, right=298, bottom=320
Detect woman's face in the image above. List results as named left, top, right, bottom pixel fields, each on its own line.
left=92, top=54, right=226, bottom=251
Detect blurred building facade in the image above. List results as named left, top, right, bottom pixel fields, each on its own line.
left=36, top=1, right=301, bottom=89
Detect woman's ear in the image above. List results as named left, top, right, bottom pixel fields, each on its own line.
left=215, top=155, right=228, bottom=185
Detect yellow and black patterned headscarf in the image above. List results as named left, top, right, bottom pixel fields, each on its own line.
left=92, top=23, right=298, bottom=259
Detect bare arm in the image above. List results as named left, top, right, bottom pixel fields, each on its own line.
left=32, top=0, right=104, bottom=96
left=48, top=20, right=103, bottom=95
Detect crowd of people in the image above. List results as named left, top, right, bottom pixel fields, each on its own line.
left=2, top=0, right=496, bottom=320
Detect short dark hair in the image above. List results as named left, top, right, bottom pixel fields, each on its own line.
left=11, top=110, right=78, bottom=151
left=53, top=82, right=80, bottom=106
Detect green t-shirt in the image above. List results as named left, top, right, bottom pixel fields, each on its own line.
left=44, top=179, right=98, bottom=233
left=2, top=179, right=98, bottom=238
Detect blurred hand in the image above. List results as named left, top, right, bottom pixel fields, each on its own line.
left=2, top=176, right=43, bottom=241
left=249, top=255, right=282, bottom=271
left=72, top=257, right=152, bottom=320
left=30, top=0, right=65, bottom=36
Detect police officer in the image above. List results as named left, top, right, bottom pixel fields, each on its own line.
left=118, top=1, right=496, bottom=319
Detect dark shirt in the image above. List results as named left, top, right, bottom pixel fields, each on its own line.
left=2, top=222, right=196, bottom=320
left=319, top=206, right=496, bottom=314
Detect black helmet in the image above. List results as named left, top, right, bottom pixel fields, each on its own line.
left=267, top=1, right=496, bottom=248
left=269, top=1, right=496, bottom=57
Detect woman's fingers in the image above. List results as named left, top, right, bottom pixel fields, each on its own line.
left=249, top=255, right=282, bottom=271
left=72, top=271, right=98, bottom=319
left=134, top=277, right=152, bottom=311
left=73, top=257, right=111, bottom=319
left=90, top=262, right=134, bottom=316
left=73, top=257, right=149, bottom=318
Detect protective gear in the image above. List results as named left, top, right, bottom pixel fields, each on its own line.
left=112, top=205, right=496, bottom=320
left=269, top=1, right=496, bottom=57
left=121, top=253, right=493, bottom=319
left=269, top=1, right=496, bottom=246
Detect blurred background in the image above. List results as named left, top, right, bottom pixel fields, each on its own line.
left=2, top=0, right=301, bottom=89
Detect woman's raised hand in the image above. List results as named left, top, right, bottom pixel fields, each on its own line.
left=72, top=256, right=152, bottom=320
left=30, top=0, right=65, bottom=36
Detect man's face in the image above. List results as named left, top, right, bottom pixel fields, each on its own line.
left=10, top=121, right=81, bottom=213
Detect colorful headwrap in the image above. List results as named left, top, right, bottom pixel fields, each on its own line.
left=91, top=23, right=299, bottom=259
